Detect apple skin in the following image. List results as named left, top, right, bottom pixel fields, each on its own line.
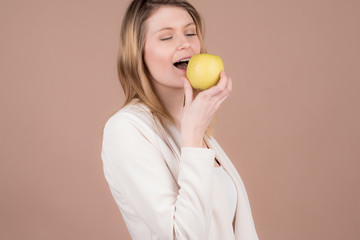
left=186, top=53, right=224, bottom=90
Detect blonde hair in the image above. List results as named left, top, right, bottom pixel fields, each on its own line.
left=118, top=0, right=214, bottom=136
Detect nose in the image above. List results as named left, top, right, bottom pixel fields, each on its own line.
left=176, top=35, right=191, bottom=50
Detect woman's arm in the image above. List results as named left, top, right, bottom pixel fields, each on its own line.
left=181, top=71, right=232, bottom=147
left=102, top=115, right=215, bottom=240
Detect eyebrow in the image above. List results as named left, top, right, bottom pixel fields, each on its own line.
left=155, top=22, right=195, bottom=33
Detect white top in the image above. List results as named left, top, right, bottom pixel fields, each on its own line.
left=214, top=166, right=237, bottom=222
left=101, top=100, right=259, bottom=240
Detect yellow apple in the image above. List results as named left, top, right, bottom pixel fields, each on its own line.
left=186, top=53, right=224, bottom=90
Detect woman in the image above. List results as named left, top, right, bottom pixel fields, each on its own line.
left=101, top=0, right=259, bottom=239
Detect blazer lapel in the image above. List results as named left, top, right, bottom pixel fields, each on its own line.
left=205, top=136, right=259, bottom=240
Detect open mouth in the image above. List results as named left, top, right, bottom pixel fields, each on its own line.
left=173, top=57, right=191, bottom=70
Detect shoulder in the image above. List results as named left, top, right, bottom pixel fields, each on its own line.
left=103, top=100, right=161, bottom=140
left=101, top=100, right=167, bottom=164
left=105, top=100, right=152, bottom=128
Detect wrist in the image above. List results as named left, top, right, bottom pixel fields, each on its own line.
left=181, top=132, right=204, bottom=148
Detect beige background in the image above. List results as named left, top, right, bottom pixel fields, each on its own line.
left=1, top=0, right=359, bottom=239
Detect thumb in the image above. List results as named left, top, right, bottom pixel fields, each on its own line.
left=182, top=77, right=193, bottom=106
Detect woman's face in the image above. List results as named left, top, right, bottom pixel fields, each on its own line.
left=143, top=6, right=201, bottom=91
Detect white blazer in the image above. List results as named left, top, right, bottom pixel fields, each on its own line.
left=101, top=100, right=259, bottom=240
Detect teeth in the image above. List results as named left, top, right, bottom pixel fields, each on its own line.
left=176, top=58, right=191, bottom=63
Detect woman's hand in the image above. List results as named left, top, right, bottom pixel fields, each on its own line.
left=181, top=71, right=232, bottom=148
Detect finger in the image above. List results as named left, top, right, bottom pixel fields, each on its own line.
left=216, top=76, right=232, bottom=100
left=214, top=91, right=230, bottom=111
left=211, top=76, right=232, bottom=109
left=227, top=76, right=232, bottom=92
left=202, top=71, right=229, bottom=97
left=218, top=71, right=228, bottom=90
left=218, top=76, right=232, bottom=99
left=182, top=77, right=193, bottom=106
left=209, top=84, right=231, bottom=112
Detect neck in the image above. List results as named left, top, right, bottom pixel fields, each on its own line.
left=153, top=83, right=185, bottom=131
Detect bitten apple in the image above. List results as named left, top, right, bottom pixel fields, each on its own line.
left=186, top=53, right=224, bottom=90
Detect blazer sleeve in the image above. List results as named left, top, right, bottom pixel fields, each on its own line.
left=101, top=114, right=215, bottom=240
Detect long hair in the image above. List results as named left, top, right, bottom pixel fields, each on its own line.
left=118, top=0, right=213, bottom=135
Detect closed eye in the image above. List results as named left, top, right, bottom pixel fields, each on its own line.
left=160, top=37, right=172, bottom=41
left=160, top=33, right=195, bottom=41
